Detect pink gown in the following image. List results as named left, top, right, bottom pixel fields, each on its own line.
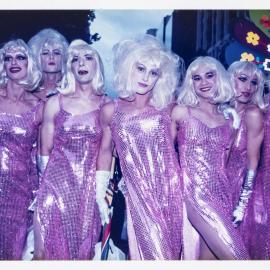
left=247, top=108, right=270, bottom=259
left=227, top=111, right=248, bottom=210
left=177, top=107, right=249, bottom=259
left=36, top=94, right=101, bottom=259
left=0, top=102, right=42, bottom=259
left=110, top=101, right=183, bottom=260
left=226, top=111, right=253, bottom=249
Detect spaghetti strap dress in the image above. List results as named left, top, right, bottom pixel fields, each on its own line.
left=36, top=94, right=103, bottom=259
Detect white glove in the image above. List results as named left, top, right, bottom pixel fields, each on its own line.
left=219, top=104, right=240, bottom=129
left=117, top=177, right=127, bottom=195
left=37, top=155, right=49, bottom=177
left=96, top=170, right=111, bottom=225
left=29, top=155, right=49, bottom=212
left=21, top=225, right=34, bottom=260
left=232, top=169, right=256, bottom=227
left=28, top=197, right=37, bottom=212
left=226, top=107, right=240, bottom=129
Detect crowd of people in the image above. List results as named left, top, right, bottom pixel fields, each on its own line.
left=0, top=27, right=269, bottom=260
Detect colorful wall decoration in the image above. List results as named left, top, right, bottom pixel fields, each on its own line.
left=225, top=10, right=270, bottom=72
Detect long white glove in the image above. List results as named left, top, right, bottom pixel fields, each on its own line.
left=28, top=155, right=49, bottom=212
left=37, top=155, right=49, bottom=177
left=96, top=170, right=111, bottom=225
left=232, top=169, right=256, bottom=227
left=219, top=104, right=240, bottom=129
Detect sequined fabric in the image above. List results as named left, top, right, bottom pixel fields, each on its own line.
left=110, top=102, right=183, bottom=260
left=227, top=111, right=247, bottom=210
left=0, top=103, right=41, bottom=259
left=27, top=143, right=39, bottom=226
left=247, top=108, right=270, bottom=259
left=36, top=95, right=101, bottom=260
left=177, top=109, right=249, bottom=259
left=226, top=111, right=254, bottom=252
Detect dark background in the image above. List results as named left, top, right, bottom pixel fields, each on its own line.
left=0, top=10, right=92, bottom=46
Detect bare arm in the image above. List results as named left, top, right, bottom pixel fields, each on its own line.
left=170, top=105, right=178, bottom=144
left=246, top=107, right=264, bottom=171
left=96, top=101, right=115, bottom=171
left=232, top=106, right=264, bottom=227
left=40, top=95, right=60, bottom=156
left=95, top=101, right=115, bottom=225
left=170, top=104, right=189, bottom=144
left=34, top=101, right=44, bottom=156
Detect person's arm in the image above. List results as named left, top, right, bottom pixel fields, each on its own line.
left=38, top=95, right=60, bottom=175
left=233, top=106, right=264, bottom=227
left=170, top=104, right=189, bottom=143
left=27, top=96, right=57, bottom=212
left=246, top=107, right=264, bottom=170
left=170, top=105, right=178, bottom=144
left=97, top=102, right=114, bottom=170
left=96, top=101, right=115, bottom=225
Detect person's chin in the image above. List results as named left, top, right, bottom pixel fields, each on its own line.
left=136, top=89, right=150, bottom=95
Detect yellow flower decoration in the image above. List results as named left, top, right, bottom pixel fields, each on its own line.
left=240, top=52, right=255, bottom=62
left=246, top=32, right=260, bottom=46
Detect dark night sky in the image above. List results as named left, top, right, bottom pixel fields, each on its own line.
left=0, top=10, right=91, bottom=46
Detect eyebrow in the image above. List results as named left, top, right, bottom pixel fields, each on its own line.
left=238, top=73, right=257, bottom=80
left=5, top=52, right=26, bottom=56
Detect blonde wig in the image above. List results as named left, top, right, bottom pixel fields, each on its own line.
left=28, top=28, right=69, bottom=80
left=0, top=39, right=41, bottom=90
left=112, top=34, right=184, bottom=110
left=58, top=39, right=105, bottom=96
left=177, top=56, right=234, bottom=106
left=228, top=61, right=267, bottom=110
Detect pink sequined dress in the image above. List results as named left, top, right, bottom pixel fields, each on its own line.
left=226, top=111, right=252, bottom=246
left=177, top=107, right=249, bottom=259
left=227, top=111, right=249, bottom=218
left=110, top=101, right=183, bottom=260
left=247, top=108, right=270, bottom=259
left=0, top=102, right=42, bottom=259
left=36, top=94, right=101, bottom=260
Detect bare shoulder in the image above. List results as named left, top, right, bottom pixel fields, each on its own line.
left=171, top=104, right=189, bottom=122
left=103, top=95, right=113, bottom=104
left=0, top=88, right=6, bottom=102
left=246, top=105, right=263, bottom=121
left=245, top=105, right=264, bottom=129
left=0, top=87, right=6, bottom=97
left=24, top=91, right=41, bottom=107
left=43, top=94, right=61, bottom=117
left=100, top=100, right=115, bottom=124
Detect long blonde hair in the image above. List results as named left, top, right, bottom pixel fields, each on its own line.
left=177, top=56, right=234, bottom=106
left=58, top=39, right=105, bottom=96
left=113, top=34, right=184, bottom=109
left=0, top=39, right=41, bottom=91
left=228, top=61, right=267, bottom=110
left=28, top=28, right=69, bottom=80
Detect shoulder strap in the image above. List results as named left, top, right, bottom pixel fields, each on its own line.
left=58, top=93, right=63, bottom=110
left=113, top=98, right=119, bottom=114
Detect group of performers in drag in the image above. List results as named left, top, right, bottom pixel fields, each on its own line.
left=0, top=27, right=269, bottom=260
